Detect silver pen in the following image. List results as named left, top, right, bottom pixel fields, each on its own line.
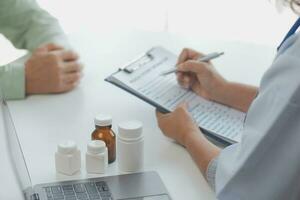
left=160, top=52, right=224, bottom=76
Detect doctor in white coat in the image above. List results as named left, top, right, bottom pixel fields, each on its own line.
left=156, top=0, right=300, bottom=199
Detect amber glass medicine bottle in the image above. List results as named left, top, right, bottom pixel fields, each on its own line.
left=91, top=114, right=116, bottom=163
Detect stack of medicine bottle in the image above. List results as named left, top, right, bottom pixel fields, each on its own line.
left=55, top=114, right=144, bottom=175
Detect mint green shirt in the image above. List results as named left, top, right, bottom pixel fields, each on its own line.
left=0, top=0, right=68, bottom=100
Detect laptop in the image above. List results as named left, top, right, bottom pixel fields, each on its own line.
left=0, top=94, right=171, bottom=200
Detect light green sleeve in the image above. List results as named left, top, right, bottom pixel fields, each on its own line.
left=0, top=0, right=69, bottom=51
left=0, top=0, right=70, bottom=100
left=0, top=54, right=30, bottom=100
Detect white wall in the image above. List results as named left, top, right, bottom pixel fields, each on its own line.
left=0, top=0, right=298, bottom=65
left=36, top=0, right=298, bottom=45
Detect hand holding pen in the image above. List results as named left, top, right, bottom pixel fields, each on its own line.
left=170, top=48, right=227, bottom=101
left=161, top=51, right=224, bottom=76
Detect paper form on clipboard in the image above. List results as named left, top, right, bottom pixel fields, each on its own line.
left=105, top=46, right=245, bottom=144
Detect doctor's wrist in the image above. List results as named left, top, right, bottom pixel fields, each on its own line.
left=183, top=129, right=203, bottom=148
left=210, top=78, right=230, bottom=104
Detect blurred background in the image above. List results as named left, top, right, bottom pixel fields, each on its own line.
left=0, top=0, right=298, bottom=65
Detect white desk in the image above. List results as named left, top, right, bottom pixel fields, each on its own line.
left=0, top=30, right=275, bottom=200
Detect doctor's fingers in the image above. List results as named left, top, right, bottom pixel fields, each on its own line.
left=177, top=72, right=187, bottom=87
left=177, top=72, right=195, bottom=89
left=155, top=109, right=171, bottom=120
left=177, top=60, right=210, bottom=75
left=156, top=105, right=190, bottom=118
left=176, top=102, right=189, bottom=110
left=177, top=48, right=204, bottom=65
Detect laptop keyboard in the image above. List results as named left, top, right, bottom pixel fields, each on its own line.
left=44, top=181, right=113, bottom=200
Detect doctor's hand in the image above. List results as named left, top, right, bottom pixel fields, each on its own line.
left=176, top=48, right=227, bottom=102
left=155, top=103, right=201, bottom=147
left=156, top=102, right=221, bottom=175
left=25, top=43, right=83, bottom=95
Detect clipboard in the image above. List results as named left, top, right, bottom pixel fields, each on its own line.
left=106, top=47, right=169, bottom=113
left=105, top=46, right=245, bottom=145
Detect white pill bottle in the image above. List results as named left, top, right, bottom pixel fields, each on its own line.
left=55, top=140, right=81, bottom=175
left=117, top=120, right=144, bottom=173
left=86, top=140, right=108, bottom=174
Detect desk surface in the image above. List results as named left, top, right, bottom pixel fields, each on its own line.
left=0, top=30, right=275, bottom=200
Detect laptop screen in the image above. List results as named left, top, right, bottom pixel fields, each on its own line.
left=0, top=91, right=32, bottom=197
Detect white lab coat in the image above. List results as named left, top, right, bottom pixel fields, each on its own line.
left=215, top=33, right=300, bottom=199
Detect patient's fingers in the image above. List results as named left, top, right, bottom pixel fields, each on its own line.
left=63, top=72, right=82, bottom=83
left=63, top=61, right=83, bottom=73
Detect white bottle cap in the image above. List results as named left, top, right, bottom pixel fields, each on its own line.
left=94, top=114, right=112, bottom=127
left=118, top=120, right=143, bottom=140
left=87, top=140, right=107, bottom=154
left=57, top=141, right=77, bottom=154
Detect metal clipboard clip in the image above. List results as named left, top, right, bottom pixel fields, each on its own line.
left=122, top=49, right=155, bottom=73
